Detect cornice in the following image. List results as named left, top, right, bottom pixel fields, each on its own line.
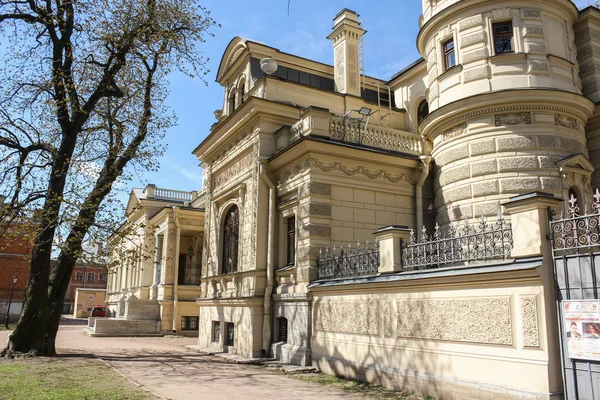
left=420, top=89, right=595, bottom=140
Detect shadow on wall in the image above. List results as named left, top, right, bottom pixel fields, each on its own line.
left=312, top=291, right=449, bottom=399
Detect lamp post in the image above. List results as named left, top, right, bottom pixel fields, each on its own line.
left=4, top=276, right=17, bottom=329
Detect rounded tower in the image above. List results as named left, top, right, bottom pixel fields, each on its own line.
left=418, top=0, right=595, bottom=224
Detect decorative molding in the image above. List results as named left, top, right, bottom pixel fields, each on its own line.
left=442, top=123, right=467, bottom=142
left=495, top=112, right=532, bottom=126
left=555, top=114, right=578, bottom=130
left=383, top=300, right=393, bottom=338
left=179, top=218, right=202, bottom=226
left=213, top=151, right=254, bottom=189
left=347, top=44, right=358, bottom=91
left=459, top=15, right=483, bottom=31
left=335, top=46, right=345, bottom=92
left=278, top=158, right=415, bottom=185
left=315, top=300, right=379, bottom=335
left=522, top=9, right=541, bottom=19
left=396, top=297, right=513, bottom=345
left=521, top=295, right=540, bottom=348
left=492, top=8, right=511, bottom=20
left=251, top=143, right=259, bottom=269
left=430, top=103, right=582, bottom=134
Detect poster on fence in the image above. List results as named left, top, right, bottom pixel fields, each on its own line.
left=563, top=300, right=600, bottom=361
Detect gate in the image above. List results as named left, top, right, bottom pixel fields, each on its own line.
left=549, top=193, right=600, bottom=399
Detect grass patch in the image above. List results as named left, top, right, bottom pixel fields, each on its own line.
left=0, top=356, right=157, bottom=400
left=0, top=324, right=17, bottom=330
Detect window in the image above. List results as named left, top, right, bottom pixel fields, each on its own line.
left=492, top=21, right=514, bottom=54
left=443, top=38, right=456, bottom=70
left=212, top=321, right=220, bottom=342
left=277, top=317, right=288, bottom=343
left=87, top=273, right=95, bottom=283
left=181, top=316, right=199, bottom=331
left=417, top=100, right=429, bottom=124
left=178, top=251, right=201, bottom=285
left=286, top=216, right=296, bottom=266
left=226, top=322, right=235, bottom=346
left=98, top=274, right=106, bottom=283
left=75, top=272, right=83, bottom=282
left=222, top=205, right=239, bottom=274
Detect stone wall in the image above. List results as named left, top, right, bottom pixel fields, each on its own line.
left=310, top=267, right=556, bottom=400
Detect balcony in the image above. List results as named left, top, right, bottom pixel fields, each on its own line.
left=281, top=107, right=422, bottom=156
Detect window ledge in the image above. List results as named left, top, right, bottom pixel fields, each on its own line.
left=488, top=52, right=526, bottom=64
left=437, top=64, right=462, bottom=82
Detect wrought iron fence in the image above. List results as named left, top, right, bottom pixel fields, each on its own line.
left=403, top=213, right=513, bottom=269
left=316, top=240, right=379, bottom=279
left=549, top=190, right=600, bottom=254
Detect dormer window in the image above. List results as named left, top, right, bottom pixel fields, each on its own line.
left=493, top=21, right=514, bottom=54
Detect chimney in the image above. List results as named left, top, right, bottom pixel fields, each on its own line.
left=327, top=9, right=366, bottom=97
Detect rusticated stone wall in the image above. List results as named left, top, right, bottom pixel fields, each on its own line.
left=431, top=107, right=590, bottom=225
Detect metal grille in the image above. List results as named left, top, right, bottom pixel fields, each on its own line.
left=212, top=321, right=220, bottom=342
left=181, top=316, right=198, bottom=331
left=226, top=322, right=234, bottom=346
left=277, top=317, right=288, bottom=343
left=181, top=264, right=201, bottom=285
left=316, top=241, right=379, bottom=280
left=550, top=191, right=600, bottom=399
left=403, top=213, right=513, bottom=269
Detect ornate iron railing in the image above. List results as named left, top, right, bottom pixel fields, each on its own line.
left=180, top=263, right=201, bottom=285
left=550, top=190, right=600, bottom=254
left=317, top=241, right=380, bottom=279
left=403, top=213, right=513, bottom=269
left=329, top=117, right=422, bottom=155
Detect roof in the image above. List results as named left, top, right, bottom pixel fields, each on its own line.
left=386, top=58, right=425, bottom=84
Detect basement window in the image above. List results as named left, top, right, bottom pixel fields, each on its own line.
left=212, top=321, right=220, bottom=342
left=277, top=317, right=288, bottom=343
left=181, top=316, right=199, bottom=331
left=226, top=322, right=235, bottom=346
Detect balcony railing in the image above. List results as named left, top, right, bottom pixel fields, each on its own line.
left=179, top=263, right=201, bottom=285
left=329, top=117, right=422, bottom=155
left=153, top=188, right=193, bottom=202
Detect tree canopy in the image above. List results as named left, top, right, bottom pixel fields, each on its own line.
left=0, top=0, right=217, bottom=356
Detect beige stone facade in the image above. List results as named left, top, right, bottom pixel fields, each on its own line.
left=105, top=2, right=600, bottom=399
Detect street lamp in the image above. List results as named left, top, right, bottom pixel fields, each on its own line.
left=4, top=276, right=17, bottom=329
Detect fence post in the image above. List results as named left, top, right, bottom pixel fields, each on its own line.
left=375, top=225, right=411, bottom=274
left=502, top=192, right=562, bottom=258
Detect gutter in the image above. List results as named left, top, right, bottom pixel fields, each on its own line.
left=416, top=154, right=431, bottom=238
left=259, top=158, right=276, bottom=355
left=172, top=206, right=181, bottom=333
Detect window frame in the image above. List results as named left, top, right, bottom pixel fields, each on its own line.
left=286, top=216, right=296, bottom=266
left=225, top=322, right=235, bottom=346
left=442, top=38, right=456, bottom=71
left=87, top=272, right=95, bottom=283
left=221, top=205, right=240, bottom=275
left=98, top=273, right=106, bottom=283
left=492, top=20, right=514, bottom=55
left=417, top=100, right=429, bottom=124
left=75, top=272, right=84, bottom=282
left=212, top=321, right=220, bottom=342
left=181, top=316, right=199, bottom=331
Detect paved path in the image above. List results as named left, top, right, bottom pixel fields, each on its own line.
left=1, top=322, right=360, bottom=400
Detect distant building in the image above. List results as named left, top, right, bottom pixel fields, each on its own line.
left=0, top=225, right=32, bottom=322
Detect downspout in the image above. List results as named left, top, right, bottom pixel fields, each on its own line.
left=172, top=207, right=181, bottom=333
left=259, top=158, right=276, bottom=355
left=416, top=154, right=431, bottom=238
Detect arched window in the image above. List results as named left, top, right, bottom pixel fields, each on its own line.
left=227, top=88, right=236, bottom=114
left=417, top=100, right=429, bottom=124
left=222, top=205, right=239, bottom=274
left=236, top=82, right=245, bottom=108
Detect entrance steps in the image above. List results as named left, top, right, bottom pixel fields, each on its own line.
left=84, top=317, right=163, bottom=337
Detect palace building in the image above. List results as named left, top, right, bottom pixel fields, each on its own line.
left=104, top=2, right=600, bottom=398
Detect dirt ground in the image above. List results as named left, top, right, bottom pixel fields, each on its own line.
left=0, top=320, right=362, bottom=400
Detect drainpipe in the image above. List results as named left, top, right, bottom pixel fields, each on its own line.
left=259, top=158, right=276, bottom=355
left=416, top=155, right=431, bottom=238
left=172, top=207, right=181, bottom=333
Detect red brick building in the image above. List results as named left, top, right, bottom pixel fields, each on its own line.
left=0, top=227, right=32, bottom=321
